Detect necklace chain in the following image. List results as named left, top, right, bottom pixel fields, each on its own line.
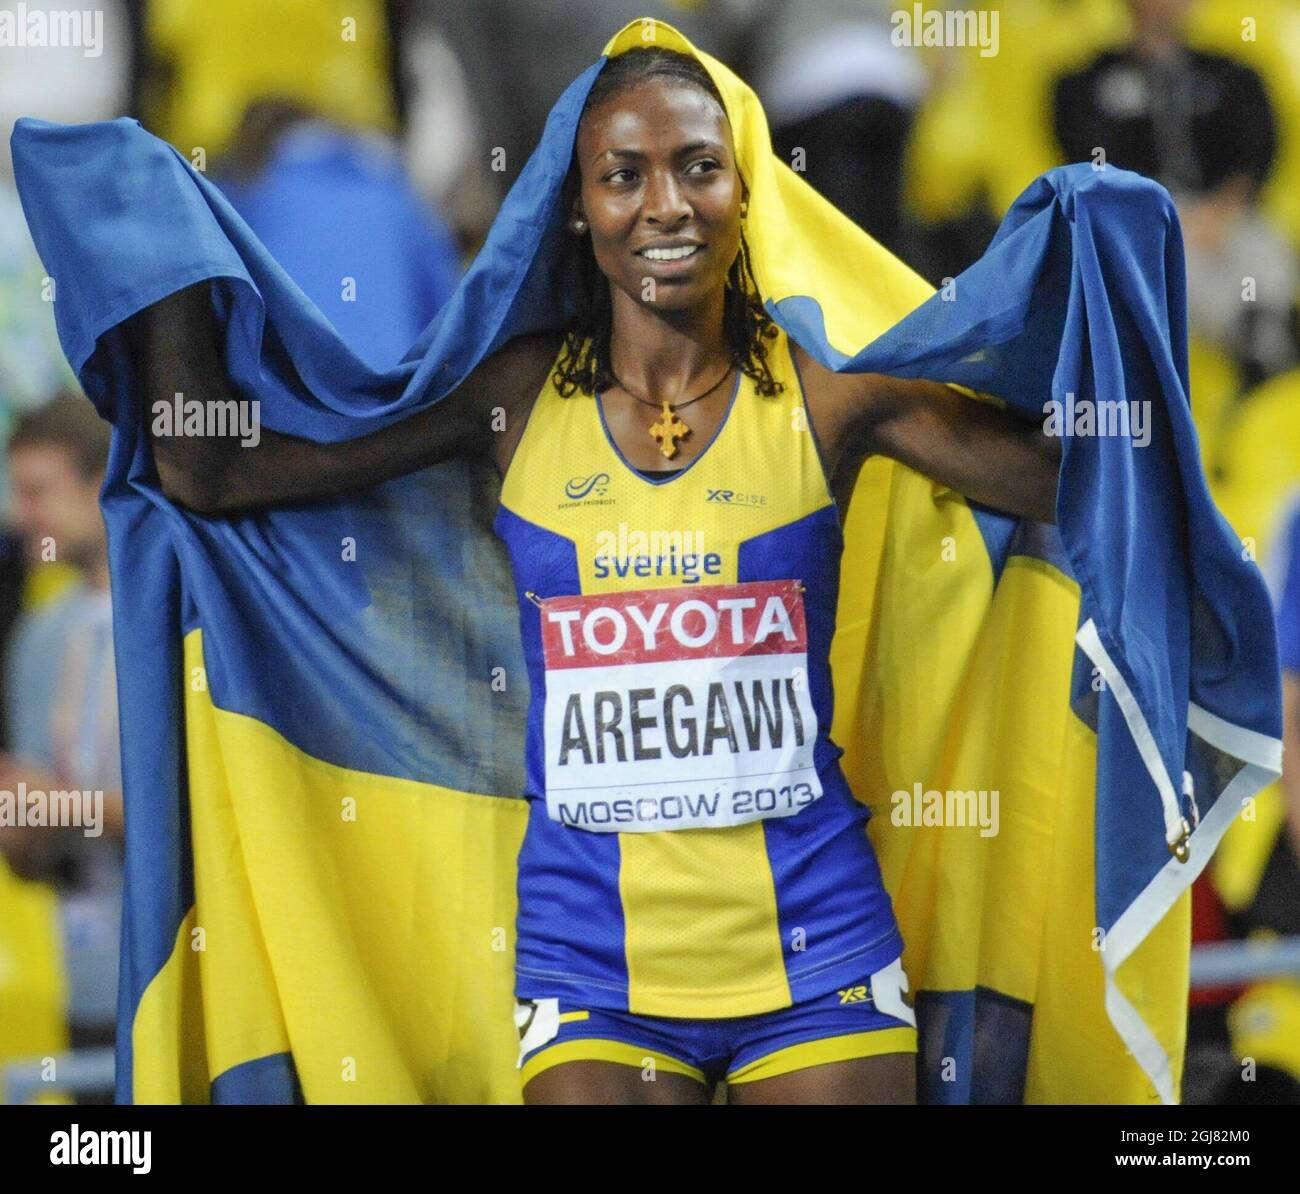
left=608, top=361, right=734, bottom=412
left=603, top=358, right=736, bottom=461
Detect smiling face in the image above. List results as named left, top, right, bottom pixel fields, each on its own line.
left=571, top=76, right=744, bottom=313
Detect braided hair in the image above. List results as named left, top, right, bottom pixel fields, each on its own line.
left=552, top=47, right=783, bottom=399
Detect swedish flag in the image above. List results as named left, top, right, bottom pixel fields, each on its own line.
left=10, top=18, right=1281, bottom=1103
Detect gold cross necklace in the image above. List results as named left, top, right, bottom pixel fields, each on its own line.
left=607, top=361, right=736, bottom=460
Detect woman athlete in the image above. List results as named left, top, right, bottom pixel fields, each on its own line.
left=129, top=48, right=1059, bottom=1105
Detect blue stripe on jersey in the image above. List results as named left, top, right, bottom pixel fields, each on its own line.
left=492, top=502, right=632, bottom=1002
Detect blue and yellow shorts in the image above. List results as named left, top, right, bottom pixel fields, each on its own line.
left=515, top=957, right=918, bottom=1089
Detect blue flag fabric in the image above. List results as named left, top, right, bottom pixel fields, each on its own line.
left=212, top=121, right=463, bottom=371
left=9, top=18, right=1282, bottom=1104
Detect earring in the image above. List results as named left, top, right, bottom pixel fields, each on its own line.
left=571, top=218, right=587, bottom=234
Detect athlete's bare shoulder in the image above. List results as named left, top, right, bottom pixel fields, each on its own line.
left=788, top=338, right=869, bottom=409
left=788, top=339, right=874, bottom=474
left=489, top=329, right=566, bottom=401
left=473, top=329, right=567, bottom=479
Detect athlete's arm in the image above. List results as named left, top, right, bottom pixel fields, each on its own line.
left=864, top=375, right=1062, bottom=524
left=795, top=344, right=1061, bottom=524
left=129, top=281, right=555, bottom=515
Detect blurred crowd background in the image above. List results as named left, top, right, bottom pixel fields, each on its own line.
left=2, top=0, right=1299, bottom=1104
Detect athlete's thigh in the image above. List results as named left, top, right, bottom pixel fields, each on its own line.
left=524, top=1060, right=713, bottom=1105
left=726, top=1051, right=916, bottom=1105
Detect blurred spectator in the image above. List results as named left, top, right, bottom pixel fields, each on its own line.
left=1052, top=0, right=1298, bottom=387
left=0, top=184, right=77, bottom=536
left=0, top=529, right=23, bottom=750
left=395, top=3, right=502, bottom=254
left=3, top=396, right=122, bottom=881
left=213, top=98, right=463, bottom=369
left=750, top=0, right=929, bottom=256
left=0, top=0, right=121, bottom=513
left=137, top=0, right=397, bottom=160
left=3, top=395, right=123, bottom=1042
left=0, top=0, right=125, bottom=757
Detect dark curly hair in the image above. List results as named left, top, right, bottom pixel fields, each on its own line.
left=552, top=46, right=783, bottom=399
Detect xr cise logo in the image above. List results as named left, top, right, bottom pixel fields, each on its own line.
left=706, top=488, right=767, bottom=506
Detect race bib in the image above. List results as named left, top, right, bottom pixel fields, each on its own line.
left=538, top=579, right=823, bottom=832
